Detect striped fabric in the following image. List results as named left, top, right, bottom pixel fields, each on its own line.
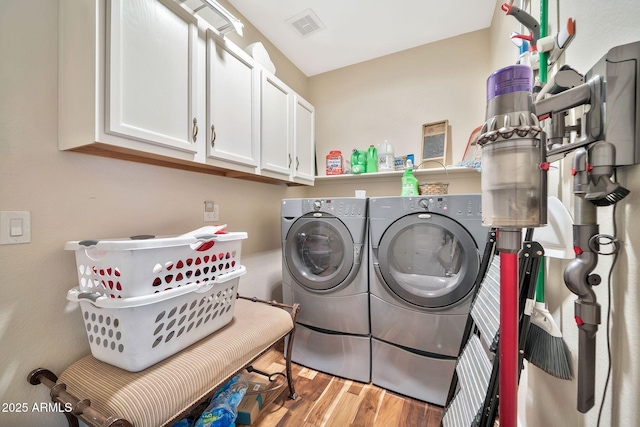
left=58, top=298, right=293, bottom=427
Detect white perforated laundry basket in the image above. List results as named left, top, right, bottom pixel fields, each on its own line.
left=67, top=266, right=246, bottom=372
left=65, top=228, right=247, bottom=298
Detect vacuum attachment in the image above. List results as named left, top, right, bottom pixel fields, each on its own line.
left=585, top=141, right=630, bottom=206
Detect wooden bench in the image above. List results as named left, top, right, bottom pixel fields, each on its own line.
left=29, top=296, right=300, bottom=427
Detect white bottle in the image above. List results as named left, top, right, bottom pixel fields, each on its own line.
left=377, top=140, right=395, bottom=172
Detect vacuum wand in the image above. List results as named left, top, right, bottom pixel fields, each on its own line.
left=564, top=151, right=602, bottom=412
left=564, top=206, right=602, bottom=413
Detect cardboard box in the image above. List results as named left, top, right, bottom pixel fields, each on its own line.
left=237, top=378, right=269, bottom=425
left=246, top=380, right=268, bottom=404
left=236, top=393, right=261, bottom=425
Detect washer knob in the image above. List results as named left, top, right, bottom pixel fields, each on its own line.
left=313, top=200, right=322, bottom=210
left=419, top=199, right=431, bottom=209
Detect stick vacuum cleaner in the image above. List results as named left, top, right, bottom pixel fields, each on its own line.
left=478, top=64, right=548, bottom=426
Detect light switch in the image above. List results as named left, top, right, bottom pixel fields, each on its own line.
left=10, top=218, right=23, bottom=236
left=1, top=211, right=31, bottom=245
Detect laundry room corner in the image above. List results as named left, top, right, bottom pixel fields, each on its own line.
left=238, top=249, right=284, bottom=301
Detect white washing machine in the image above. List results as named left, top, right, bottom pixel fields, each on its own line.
left=368, top=195, right=487, bottom=405
left=281, top=198, right=370, bottom=383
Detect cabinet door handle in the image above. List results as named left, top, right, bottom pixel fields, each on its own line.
left=288, top=154, right=292, bottom=168
left=192, top=118, right=198, bottom=143
left=210, top=124, right=217, bottom=147
left=296, top=157, right=300, bottom=170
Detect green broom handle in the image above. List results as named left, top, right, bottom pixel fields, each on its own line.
left=539, top=0, right=548, bottom=84
left=535, top=256, right=546, bottom=303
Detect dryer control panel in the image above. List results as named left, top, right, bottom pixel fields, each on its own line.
left=403, top=195, right=482, bottom=217
left=302, top=198, right=367, bottom=218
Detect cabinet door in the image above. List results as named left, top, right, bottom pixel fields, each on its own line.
left=206, top=30, right=260, bottom=168
left=293, top=96, right=316, bottom=183
left=106, top=0, right=199, bottom=153
left=260, top=72, right=293, bottom=178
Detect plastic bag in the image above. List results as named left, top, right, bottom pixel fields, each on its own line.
left=194, top=376, right=248, bottom=427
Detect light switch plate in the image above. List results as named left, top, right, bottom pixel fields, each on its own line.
left=1, top=211, right=31, bottom=245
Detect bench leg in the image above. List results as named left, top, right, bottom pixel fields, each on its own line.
left=63, top=411, right=81, bottom=427
left=28, top=368, right=133, bottom=427
left=235, top=296, right=300, bottom=400
left=28, top=369, right=79, bottom=427
left=285, top=330, right=298, bottom=400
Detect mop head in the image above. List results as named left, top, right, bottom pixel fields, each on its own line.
left=524, top=302, right=573, bottom=380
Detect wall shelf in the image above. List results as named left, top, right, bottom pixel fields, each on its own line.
left=314, top=166, right=480, bottom=184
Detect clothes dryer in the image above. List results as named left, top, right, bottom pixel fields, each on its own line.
left=368, top=195, right=487, bottom=405
left=282, top=198, right=370, bottom=383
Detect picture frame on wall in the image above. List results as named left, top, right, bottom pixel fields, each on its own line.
left=421, top=120, right=449, bottom=167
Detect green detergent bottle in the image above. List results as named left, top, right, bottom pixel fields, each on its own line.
left=401, top=160, right=419, bottom=196
left=366, top=145, right=378, bottom=173
left=351, top=149, right=367, bottom=174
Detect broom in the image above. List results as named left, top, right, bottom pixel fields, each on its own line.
left=524, top=256, right=573, bottom=380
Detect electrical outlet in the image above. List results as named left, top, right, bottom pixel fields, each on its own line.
left=204, top=202, right=219, bottom=222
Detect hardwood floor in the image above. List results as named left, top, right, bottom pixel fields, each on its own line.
left=246, top=349, right=444, bottom=427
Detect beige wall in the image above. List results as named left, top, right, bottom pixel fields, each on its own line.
left=309, top=29, right=492, bottom=175
left=489, top=1, right=640, bottom=426
left=0, top=1, right=298, bottom=426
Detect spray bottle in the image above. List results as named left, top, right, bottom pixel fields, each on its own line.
left=400, top=159, right=419, bottom=196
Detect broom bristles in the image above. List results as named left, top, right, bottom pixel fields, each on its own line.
left=524, top=322, right=573, bottom=380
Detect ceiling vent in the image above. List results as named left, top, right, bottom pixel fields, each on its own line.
left=286, top=9, right=326, bottom=38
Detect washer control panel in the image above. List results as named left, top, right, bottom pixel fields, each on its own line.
left=404, top=195, right=481, bottom=217
left=302, top=198, right=366, bottom=218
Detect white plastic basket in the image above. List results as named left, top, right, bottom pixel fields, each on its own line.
left=65, top=228, right=247, bottom=298
left=67, top=266, right=246, bottom=372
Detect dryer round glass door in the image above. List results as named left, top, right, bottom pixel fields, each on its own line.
left=377, top=213, right=479, bottom=308
left=284, top=214, right=355, bottom=292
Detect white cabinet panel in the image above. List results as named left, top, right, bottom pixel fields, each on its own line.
left=106, top=0, right=199, bottom=153
left=206, top=30, right=260, bottom=169
left=293, top=96, right=315, bottom=183
left=260, top=73, right=293, bottom=178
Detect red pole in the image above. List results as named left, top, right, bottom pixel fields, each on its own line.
left=500, top=251, right=519, bottom=427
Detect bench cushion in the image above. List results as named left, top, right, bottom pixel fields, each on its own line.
left=58, top=298, right=293, bottom=427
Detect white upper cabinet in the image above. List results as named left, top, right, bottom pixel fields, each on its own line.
left=293, top=96, right=316, bottom=184
left=260, top=72, right=293, bottom=178
left=205, top=29, right=260, bottom=171
left=106, top=0, right=199, bottom=153
left=59, top=0, right=314, bottom=185
left=260, top=72, right=315, bottom=185
left=58, top=0, right=203, bottom=160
